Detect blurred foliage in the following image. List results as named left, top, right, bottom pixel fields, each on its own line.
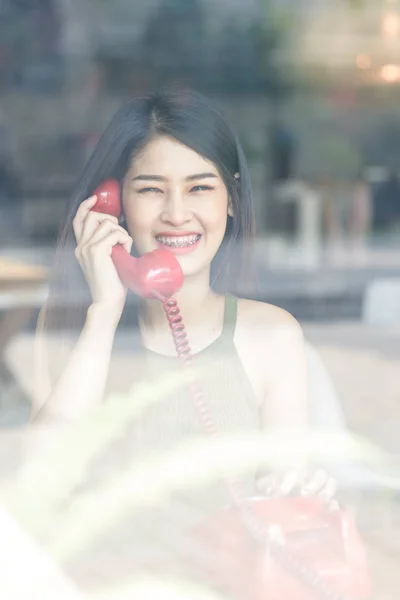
left=251, top=1, right=296, bottom=99
left=137, top=0, right=296, bottom=98
left=346, top=0, right=365, bottom=8
left=312, top=134, right=361, bottom=179
left=141, top=0, right=206, bottom=84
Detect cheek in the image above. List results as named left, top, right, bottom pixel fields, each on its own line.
left=201, top=198, right=229, bottom=234
left=122, top=208, right=156, bottom=256
left=123, top=196, right=155, bottom=235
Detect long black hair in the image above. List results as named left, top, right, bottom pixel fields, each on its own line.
left=41, top=89, right=255, bottom=341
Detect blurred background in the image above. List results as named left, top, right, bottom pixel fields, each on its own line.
left=1, top=0, right=400, bottom=598
left=2, top=0, right=400, bottom=305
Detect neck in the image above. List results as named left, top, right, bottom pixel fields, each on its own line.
left=141, top=270, right=217, bottom=330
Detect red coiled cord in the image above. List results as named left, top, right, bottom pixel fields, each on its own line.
left=160, top=296, right=219, bottom=437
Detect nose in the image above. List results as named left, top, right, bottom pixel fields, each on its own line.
left=160, top=190, right=191, bottom=226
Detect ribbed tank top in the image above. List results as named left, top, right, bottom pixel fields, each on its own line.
left=134, top=295, right=261, bottom=457
left=66, top=296, right=262, bottom=589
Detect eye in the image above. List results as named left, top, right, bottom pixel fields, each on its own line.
left=190, top=185, right=214, bottom=193
left=137, top=187, right=163, bottom=194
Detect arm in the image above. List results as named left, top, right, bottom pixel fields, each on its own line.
left=32, top=303, right=119, bottom=425
left=30, top=195, right=132, bottom=428
left=258, top=315, right=309, bottom=479
left=24, top=303, right=121, bottom=461
left=19, top=195, right=132, bottom=470
left=257, top=313, right=337, bottom=499
left=260, top=316, right=309, bottom=435
left=235, top=301, right=309, bottom=473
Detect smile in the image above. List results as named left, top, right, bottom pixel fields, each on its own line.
left=155, top=234, right=201, bottom=248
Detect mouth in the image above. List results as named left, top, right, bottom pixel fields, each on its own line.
left=155, top=233, right=202, bottom=255
left=155, top=234, right=201, bottom=248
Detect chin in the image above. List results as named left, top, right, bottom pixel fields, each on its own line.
left=176, top=258, right=207, bottom=278
left=177, top=251, right=217, bottom=280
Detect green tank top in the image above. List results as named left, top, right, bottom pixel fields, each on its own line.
left=65, top=296, right=262, bottom=589
left=135, top=295, right=261, bottom=457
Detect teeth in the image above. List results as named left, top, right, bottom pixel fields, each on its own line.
left=156, top=234, right=201, bottom=247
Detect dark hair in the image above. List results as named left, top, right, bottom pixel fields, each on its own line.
left=42, top=89, right=255, bottom=338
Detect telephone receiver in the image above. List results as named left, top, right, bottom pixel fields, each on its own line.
left=91, top=179, right=184, bottom=299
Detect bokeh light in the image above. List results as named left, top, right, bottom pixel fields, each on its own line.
left=380, top=63, right=400, bottom=82
left=356, top=54, right=372, bottom=70
left=382, top=11, right=400, bottom=38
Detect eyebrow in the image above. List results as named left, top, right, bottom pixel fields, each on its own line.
left=132, top=172, right=218, bottom=182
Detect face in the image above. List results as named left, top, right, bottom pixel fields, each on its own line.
left=122, top=135, right=233, bottom=278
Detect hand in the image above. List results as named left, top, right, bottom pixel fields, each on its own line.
left=73, top=195, right=133, bottom=314
left=256, top=468, right=338, bottom=511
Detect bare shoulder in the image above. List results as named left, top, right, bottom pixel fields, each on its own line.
left=236, top=297, right=304, bottom=338
left=233, top=298, right=307, bottom=405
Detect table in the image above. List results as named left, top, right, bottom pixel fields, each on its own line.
left=0, top=257, right=49, bottom=424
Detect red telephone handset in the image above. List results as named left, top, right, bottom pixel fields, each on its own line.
left=90, top=180, right=371, bottom=600
left=92, top=180, right=183, bottom=299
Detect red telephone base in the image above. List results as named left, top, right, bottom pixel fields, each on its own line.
left=187, top=497, right=371, bottom=600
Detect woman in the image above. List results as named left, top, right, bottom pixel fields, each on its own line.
left=31, top=89, right=336, bottom=592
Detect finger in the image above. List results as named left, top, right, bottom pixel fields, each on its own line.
left=257, top=470, right=300, bottom=498
left=318, top=476, right=337, bottom=502
left=122, top=236, right=133, bottom=254
left=301, top=469, right=329, bottom=497
left=277, top=470, right=299, bottom=496
left=88, top=224, right=133, bottom=256
left=328, top=499, right=340, bottom=512
left=90, top=229, right=133, bottom=257
left=72, top=195, right=98, bottom=241
left=89, top=220, right=130, bottom=245
left=256, top=475, right=277, bottom=497
left=79, top=211, right=119, bottom=247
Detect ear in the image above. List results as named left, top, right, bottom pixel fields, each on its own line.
left=228, top=198, right=234, bottom=218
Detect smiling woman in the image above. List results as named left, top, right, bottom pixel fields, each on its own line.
left=27, top=89, right=341, bottom=596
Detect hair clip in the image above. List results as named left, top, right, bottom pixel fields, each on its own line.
left=234, top=172, right=240, bottom=179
